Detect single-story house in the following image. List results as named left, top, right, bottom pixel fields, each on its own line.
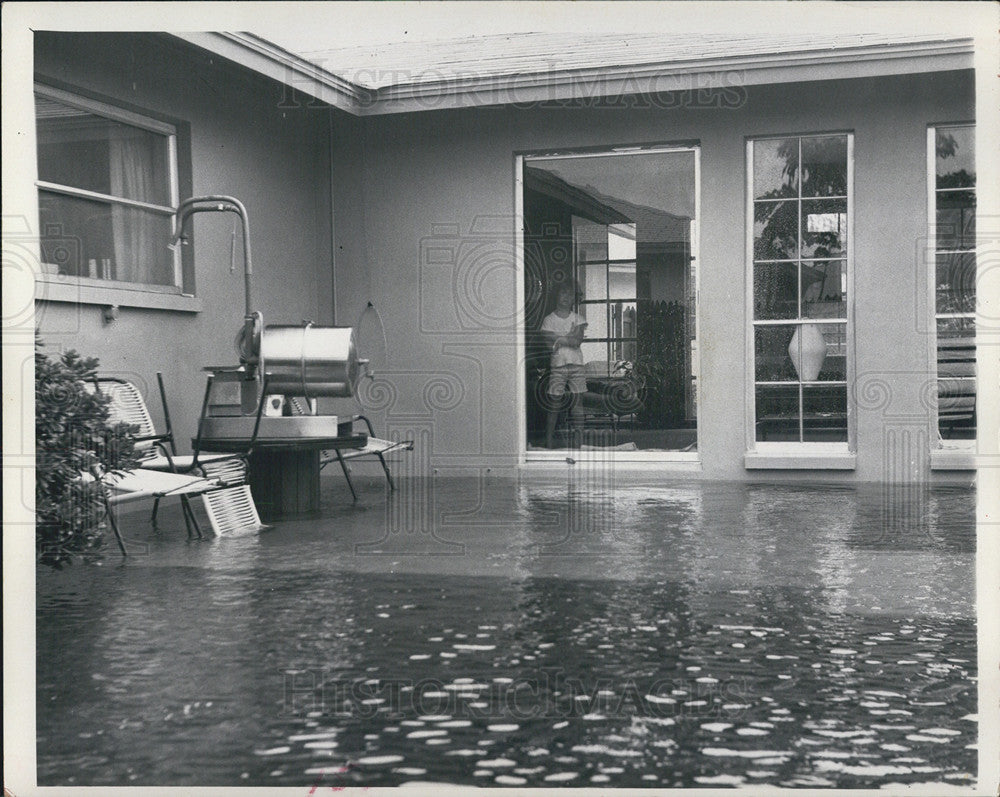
left=14, top=16, right=995, bottom=483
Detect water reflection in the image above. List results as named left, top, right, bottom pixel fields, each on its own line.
left=37, top=479, right=976, bottom=787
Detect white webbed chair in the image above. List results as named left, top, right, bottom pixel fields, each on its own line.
left=287, top=397, right=413, bottom=501
left=98, top=468, right=265, bottom=553
left=90, top=374, right=267, bottom=540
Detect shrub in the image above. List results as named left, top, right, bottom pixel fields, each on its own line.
left=35, top=335, right=140, bottom=568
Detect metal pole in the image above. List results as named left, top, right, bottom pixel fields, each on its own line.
left=172, top=195, right=254, bottom=317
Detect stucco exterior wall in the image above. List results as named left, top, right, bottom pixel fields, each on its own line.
left=32, top=33, right=334, bottom=450
left=330, top=70, right=975, bottom=481
left=26, top=37, right=975, bottom=482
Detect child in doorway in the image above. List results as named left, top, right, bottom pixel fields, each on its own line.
left=540, top=284, right=588, bottom=448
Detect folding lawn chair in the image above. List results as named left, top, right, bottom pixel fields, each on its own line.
left=98, top=468, right=268, bottom=555
left=288, top=398, right=413, bottom=501
left=91, top=374, right=260, bottom=524
left=92, top=374, right=246, bottom=472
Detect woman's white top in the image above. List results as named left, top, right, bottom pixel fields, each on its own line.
left=541, top=310, right=587, bottom=368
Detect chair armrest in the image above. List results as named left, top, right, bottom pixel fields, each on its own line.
left=151, top=440, right=181, bottom=472
left=355, top=415, right=377, bottom=436
left=130, top=432, right=170, bottom=444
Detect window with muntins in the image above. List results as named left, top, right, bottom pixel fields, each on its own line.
left=573, top=218, right=640, bottom=366
left=34, top=84, right=181, bottom=291
left=930, top=124, right=976, bottom=444
left=748, top=134, right=852, bottom=445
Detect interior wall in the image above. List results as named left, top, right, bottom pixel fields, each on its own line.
left=331, top=70, right=974, bottom=480
left=32, top=33, right=334, bottom=450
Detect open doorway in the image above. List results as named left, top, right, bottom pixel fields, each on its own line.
left=522, top=147, right=699, bottom=452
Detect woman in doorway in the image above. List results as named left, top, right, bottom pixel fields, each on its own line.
left=540, top=284, right=588, bottom=448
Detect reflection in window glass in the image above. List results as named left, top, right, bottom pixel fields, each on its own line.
left=754, top=262, right=798, bottom=320
left=750, top=133, right=850, bottom=443
left=936, top=190, right=976, bottom=251
left=579, top=302, right=608, bottom=339
left=933, top=125, right=976, bottom=442
left=935, top=253, right=976, bottom=315
left=755, top=385, right=799, bottom=441
left=608, top=265, right=636, bottom=302
left=574, top=217, right=608, bottom=264
left=753, top=138, right=797, bottom=199
left=936, top=126, right=975, bottom=187
left=753, top=200, right=798, bottom=261
left=754, top=325, right=797, bottom=383
left=800, top=136, right=848, bottom=197
left=608, top=223, right=636, bottom=260
left=936, top=317, right=975, bottom=441
left=580, top=340, right=608, bottom=364
left=801, top=199, right=847, bottom=258
left=579, top=260, right=609, bottom=302
left=802, top=260, right=846, bottom=319
left=813, top=325, right=847, bottom=382
left=36, top=94, right=172, bottom=206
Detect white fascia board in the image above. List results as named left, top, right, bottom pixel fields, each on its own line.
left=171, top=33, right=973, bottom=117
left=364, top=40, right=974, bottom=116
left=170, top=31, right=367, bottom=113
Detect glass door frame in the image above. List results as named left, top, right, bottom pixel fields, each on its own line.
left=515, top=143, right=702, bottom=465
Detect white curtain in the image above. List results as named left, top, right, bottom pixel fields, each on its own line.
left=109, top=133, right=163, bottom=284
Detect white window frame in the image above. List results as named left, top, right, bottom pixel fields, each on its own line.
left=744, top=132, right=856, bottom=470
left=515, top=144, right=702, bottom=466
left=33, top=83, right=199, bottom=312
left=927, top=122, right=976, bottom=466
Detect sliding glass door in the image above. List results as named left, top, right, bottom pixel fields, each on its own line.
left=522, top=147, right=699, bottom=452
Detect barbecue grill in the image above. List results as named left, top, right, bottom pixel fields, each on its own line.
left=174, top=196, right=366, bottom=439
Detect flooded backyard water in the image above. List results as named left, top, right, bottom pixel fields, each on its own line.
left=36, top=477, right=977, bottom=788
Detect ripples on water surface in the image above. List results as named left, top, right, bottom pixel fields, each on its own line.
left=36, top=479, right=977, bottom=787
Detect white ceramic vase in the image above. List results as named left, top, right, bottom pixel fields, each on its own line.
left=788, top=323, right=827, bottom=382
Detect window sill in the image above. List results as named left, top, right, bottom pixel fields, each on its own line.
left=524, top=450, right=701, bottom=467
left=745, top=447, right=856, bottom=470
left=35, top=276, right=202, bottom=313
left=930, top=447, right=977, bottom=471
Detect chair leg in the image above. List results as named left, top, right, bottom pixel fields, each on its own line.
left=188, top=497, right=205, bottom=539
left=150, top=497, right=161, bottom=526
left=376, top=453, right=396, bottom=491
left=334, top=449, right=358, bottom=502
left=180, top=495, right=204, bottom=539
left=104, top=498, right=128, bottom=556
left=180, top=497, right=194, bottom=539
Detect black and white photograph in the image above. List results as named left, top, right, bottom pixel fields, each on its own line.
left=3, top=1, right=999, bottom=794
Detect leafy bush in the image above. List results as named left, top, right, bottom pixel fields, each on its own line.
left=35, top=335, right=140, bottom=568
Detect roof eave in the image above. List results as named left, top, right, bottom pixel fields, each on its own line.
left=171, top=31, right=369, bottom=112
left=170, top=32, right=974, bottom=117
left=364, top=38, right=974, bottom=116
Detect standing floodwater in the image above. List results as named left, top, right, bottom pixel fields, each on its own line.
left=36, top=479, right=977, bottom=787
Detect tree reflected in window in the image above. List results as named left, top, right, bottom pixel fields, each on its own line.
left=751, top=134, right=850, bottom=444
